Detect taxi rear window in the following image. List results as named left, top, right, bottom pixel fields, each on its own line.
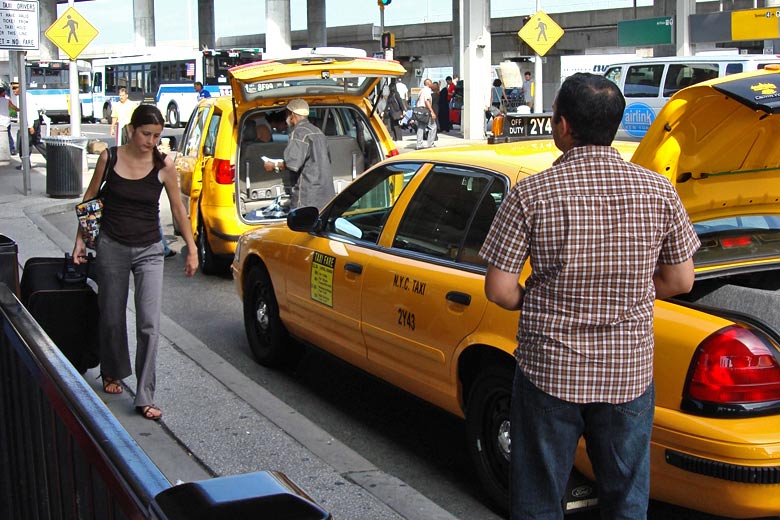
left=242, top=77, right=375, bottom=101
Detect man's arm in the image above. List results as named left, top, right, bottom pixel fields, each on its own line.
left=654, top=258, right=695, bottom=299
left=484, top=264, right=525, bottom=311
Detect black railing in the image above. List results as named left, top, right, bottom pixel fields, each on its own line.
left=0, top=283, right=331, bottom=520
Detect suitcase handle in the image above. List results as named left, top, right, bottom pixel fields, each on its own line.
left=57, top=253, right=92, bottom=285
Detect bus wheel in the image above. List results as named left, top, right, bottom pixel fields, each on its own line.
left=167, top=104, right=180, bottom=128
left=103, top=105, right=112, bottom=124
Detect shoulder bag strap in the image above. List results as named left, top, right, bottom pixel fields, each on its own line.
left=99, top=146, right=117, bottom=193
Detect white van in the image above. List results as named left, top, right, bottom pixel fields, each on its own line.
left=604, top=54, right=780, bottom=139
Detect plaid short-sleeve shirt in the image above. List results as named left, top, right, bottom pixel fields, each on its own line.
left=480, top=145, right=700, bottom=404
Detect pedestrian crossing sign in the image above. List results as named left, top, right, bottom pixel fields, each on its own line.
left=518, top=10, right=564, bottom=57
left=45, top=7, right=99, bottom=60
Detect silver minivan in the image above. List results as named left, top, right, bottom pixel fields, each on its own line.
left=604, top=54, right=780, bottom=139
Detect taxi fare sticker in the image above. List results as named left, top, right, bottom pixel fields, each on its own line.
left=310, top=252, right=335, bottom=307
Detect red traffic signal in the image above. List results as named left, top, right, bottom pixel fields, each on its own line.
left=381, top=32, right=395, bottom=49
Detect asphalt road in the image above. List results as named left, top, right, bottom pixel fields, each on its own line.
left=42, top=122, right=733, bottom=520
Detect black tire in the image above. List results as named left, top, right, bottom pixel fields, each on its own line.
left=167, top=104, right=180, bottom=128
left=196, top=217, right=220, bottom=275
left=103, top=104, right=112, bottom=123
left=465, top=364, right=514, bottom=514
left=242, top=264, right=299, bottom=367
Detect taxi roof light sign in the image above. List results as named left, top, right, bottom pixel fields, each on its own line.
left=45, top=7, right=99, bottom=60
left=518, top=10, right=564, bottom=57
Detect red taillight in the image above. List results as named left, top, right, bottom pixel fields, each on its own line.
left=720, top=236, right=752, bottom=248
left=214, top=159, right=235, bottom=184
left=686, top=325, right=780, bottom=404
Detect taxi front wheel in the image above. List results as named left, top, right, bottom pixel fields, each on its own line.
left=243, top=265, right=300, bottom=368
left=465, top=364, right=513, bottom=515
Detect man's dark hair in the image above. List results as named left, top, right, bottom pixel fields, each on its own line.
left=553, top=72, right=625, bottom=146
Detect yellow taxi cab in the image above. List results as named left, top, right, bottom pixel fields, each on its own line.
left=232, top=69, right=780, bottom=517
left=174, top=49, right=406, bottom=274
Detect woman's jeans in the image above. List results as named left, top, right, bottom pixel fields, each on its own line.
left=510, top=368, right=654, bottom=520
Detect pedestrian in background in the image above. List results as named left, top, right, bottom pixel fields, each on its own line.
left=385, top=80, right=406, bottom=140
left=194, top=81, right=211, bottom=100
left=110, top=87, right=137, bottom=146
left=73, top=104, right=198, bottom=421
left=480, top=72, right=699, bottom=519
left=438, top=77, right=452, bottom=133
left=522, top=71, right=534, bottom=110
left=395, top=77, right=409, bottom=106
left=415, top=78, right=437, bottom=150
left=263, top=99, right=335, bottom=210
left=0, top=85, right=18, bottom=155
left=12, top=82, right=46, bottom=164
left=490, top=78, right=509, bottom=112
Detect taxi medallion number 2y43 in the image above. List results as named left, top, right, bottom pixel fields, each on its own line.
left=393, top=274, right=426, bottom=331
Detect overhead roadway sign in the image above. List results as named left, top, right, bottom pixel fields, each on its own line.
left=0, top=1, right=40, bottom=50
left=690, top=7, right=780, bottom=43
left=518, top=10, right=564, bottom=57
left=45, top=6, right=99, bottom=60
left=618, top=17, right=673, bottom=47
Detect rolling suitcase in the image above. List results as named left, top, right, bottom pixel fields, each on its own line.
left=20, top=254, right=100, bottom=374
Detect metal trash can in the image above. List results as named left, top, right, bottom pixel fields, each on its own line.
left=0, top=234, right=20, bottom=298
left=42, top=136, right=89, bottom=198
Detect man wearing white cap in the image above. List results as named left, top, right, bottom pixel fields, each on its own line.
left=263, top=98, right=335, bottom=209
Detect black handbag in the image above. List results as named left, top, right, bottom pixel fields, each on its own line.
left=413, top=106, right=430, bottom=125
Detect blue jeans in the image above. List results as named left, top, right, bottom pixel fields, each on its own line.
left=510, top=369, right=654, bottom=520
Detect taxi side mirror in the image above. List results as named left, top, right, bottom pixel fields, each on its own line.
left=287, top=206, right=319, bottom=232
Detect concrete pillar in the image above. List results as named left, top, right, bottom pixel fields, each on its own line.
left=266, top=0, right=292, bottom=56
left=676, top=0, right=695, bottom=56
left=307, top=0, right=326, bottom=48
left=134, top=0, right=156, bottom=48
left=452, top=0, right=460, bottom=78
left=39, top=0, right=58, bottom=60
left=198, top=0, right=216, bottom=49
left=461, top=0, right=491, bottom=140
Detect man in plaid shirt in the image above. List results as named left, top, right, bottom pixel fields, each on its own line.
left=480, top=73, right=700, bottom=519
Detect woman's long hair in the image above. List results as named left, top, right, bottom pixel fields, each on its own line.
left=129, top=104, right=167, bottom=170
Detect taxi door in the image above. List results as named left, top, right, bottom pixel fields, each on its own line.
left=360, top=166, right=506, bottom=407
left=283, top=233, right=373, bottom=367
left=174, top=100, right=214, bottom=236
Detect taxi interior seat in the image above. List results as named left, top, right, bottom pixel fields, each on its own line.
left=327, top=136, right=365, bottom=192
left=459, top=193, right=498, bottom=265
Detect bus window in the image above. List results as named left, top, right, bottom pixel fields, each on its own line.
left=664, top=63, right=717, bottom=96
left=623, top=64, right=663, bottom=97
left=93, top=72, right=103, bottom=93
left=726, top=63, right=744, bottom=74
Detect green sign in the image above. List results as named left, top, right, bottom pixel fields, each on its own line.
left=618, top=16, right=674, bottom=47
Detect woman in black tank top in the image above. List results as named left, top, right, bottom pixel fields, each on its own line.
left=73, top=105, right=198, bottom=421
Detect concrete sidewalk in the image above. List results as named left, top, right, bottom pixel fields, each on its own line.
left=0, top=142, right=473, bottom=519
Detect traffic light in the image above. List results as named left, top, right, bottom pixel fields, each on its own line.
left=381, top=32, right=395, bottom=49
left=377, top=0, right=391, bottom=6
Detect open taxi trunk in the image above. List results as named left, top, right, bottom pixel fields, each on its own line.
left=632, top=68, right=780, bottom=333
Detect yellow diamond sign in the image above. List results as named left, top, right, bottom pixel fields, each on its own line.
left=518, top=10, right=564, bottom=57
left=45, top=7, right=99, bottom=60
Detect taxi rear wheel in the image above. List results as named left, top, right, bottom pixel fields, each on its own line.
left=243, top=265, right=298, bottom=367
left=197, top=218, right=219, bottom=275
left=465, top=364, right=513, bottom=514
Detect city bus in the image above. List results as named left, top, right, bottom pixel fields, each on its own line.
left=24, top=59, right=95, bottom=123
left=90, top=48, right=262, bottom=127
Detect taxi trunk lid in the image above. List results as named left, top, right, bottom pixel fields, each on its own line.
left=631, top=68, right=780, bottom=224
left=228, top=51, right=406, bottom=110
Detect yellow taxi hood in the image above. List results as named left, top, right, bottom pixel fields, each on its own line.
left=631, top=68, right=780, bottom=222
left=229, top=54, right=406, bottom=107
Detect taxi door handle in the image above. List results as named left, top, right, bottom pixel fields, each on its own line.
left=344, top=262, right=363, bottom=274
left=446, top=291, right=471, bottom=306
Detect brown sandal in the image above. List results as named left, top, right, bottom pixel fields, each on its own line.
left=136, top=405, right=162, bottom=421
left=101, top=376, right=123, bottom=395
